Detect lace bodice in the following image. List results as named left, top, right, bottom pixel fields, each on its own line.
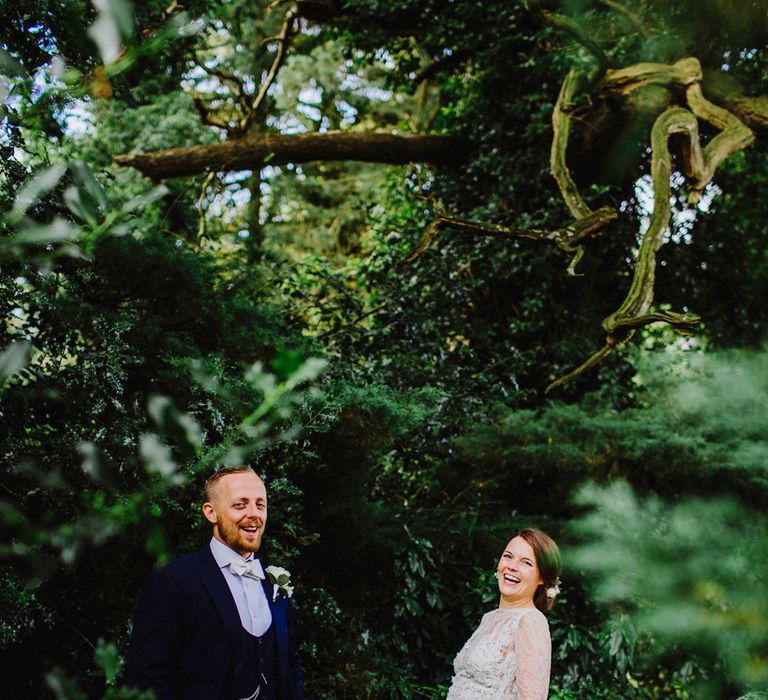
left=446, top=607, right=551, bottom=700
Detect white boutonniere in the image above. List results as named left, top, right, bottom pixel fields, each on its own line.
left=265, top=565, right=294, bottom=602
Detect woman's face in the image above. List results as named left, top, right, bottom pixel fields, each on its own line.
left=497, top=536, right=543, bottom=608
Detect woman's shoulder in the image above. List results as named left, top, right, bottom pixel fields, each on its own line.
left=517, top=607, right=550, bottom=633
left=490, top=607, right=548, bottom=625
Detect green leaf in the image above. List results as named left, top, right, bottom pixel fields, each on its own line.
left=140, top=433, right=184, bottom=484
left=88, top=0, right=134, bottom=64
left=272, top=349, right=305, bottom=380
left=11, top=163, right=68, bottom=221
left=0, top=48, right=27, bottom=78
left=0, top=341, right=31, bottom=381
left=93, top=639, right=122, bottom=685
left=121, top=184, right=169, bottom=213
left=63, top=186, right=98, bottom=225
left=147, top=395, right=202, bottom=457
left=11, top=218, right=83, bottom=245
left=285, top=357, right=327, bottom=389
left=71, top=160, right=108, bottom=211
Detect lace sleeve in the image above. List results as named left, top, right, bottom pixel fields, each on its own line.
left=510, top=610, right=551, bottom=700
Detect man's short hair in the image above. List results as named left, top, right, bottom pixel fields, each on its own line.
left=203, top=466, right=259, bottom=502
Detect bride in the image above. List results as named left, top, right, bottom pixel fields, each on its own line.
left=446, top=528, right=561, bottom=700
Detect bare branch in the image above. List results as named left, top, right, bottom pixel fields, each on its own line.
left=200, top=64, right=249, bottom=109
left=113, top=132, right=469, bottom=180
left=192, top=93, right=238, bottom=136
left=403, top=205, right=617, bottom=272
left=240, top=6, right=299, bottom=133
left=196, top=171, right=217, bottom=241
left=546, top=341, right=616, bottom=395
left=598, top=0, right=652, bottom=38
left=540, top=10, right=611, bottom=72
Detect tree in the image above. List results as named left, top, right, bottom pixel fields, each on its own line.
left=3, top=1, right=768, bottom=698
left=111, top=0, right=768, bottom=392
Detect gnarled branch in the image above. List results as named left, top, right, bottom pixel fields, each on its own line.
left=546, top=58, right=756, bottom=393
left=403, top=204, right=617, bottom=273
left=551, top=69, right=594, bottom=220
left=600, top=57, right=702, bottom=95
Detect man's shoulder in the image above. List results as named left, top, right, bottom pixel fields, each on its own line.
left=152, top=546, right=211, bottom=580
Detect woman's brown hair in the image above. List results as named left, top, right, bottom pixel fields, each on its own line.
left=514, top=528, right=561, bottom=612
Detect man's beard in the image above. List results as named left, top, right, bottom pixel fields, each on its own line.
left=217, top=520, right=263, bottom=555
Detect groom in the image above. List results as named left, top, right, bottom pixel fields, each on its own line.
left=125, top=466, right=307, bottom=700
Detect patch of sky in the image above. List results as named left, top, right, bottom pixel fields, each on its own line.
left=373, top=49, right=396, bottom=70
left=200, top=174, right=250, bottom=223
left=633, top=172, right=721, bottom=248
left=337, top=100, right=358, bottom=126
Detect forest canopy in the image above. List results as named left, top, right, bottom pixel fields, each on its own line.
left=2, top=0, right=768, bottom=698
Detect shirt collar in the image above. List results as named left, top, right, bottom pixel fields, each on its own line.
left=209, top=536, right=262, bottom=572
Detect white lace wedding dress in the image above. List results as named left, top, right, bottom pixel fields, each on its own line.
left=446, top=607, right=551, bottom=700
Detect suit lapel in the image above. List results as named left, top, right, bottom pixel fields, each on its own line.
left=196, top=546, right=244, bottom=663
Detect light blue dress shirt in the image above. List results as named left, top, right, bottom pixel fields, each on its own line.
left=209, top=537, right=273, bottom=636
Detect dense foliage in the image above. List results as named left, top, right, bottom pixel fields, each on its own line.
left=2, top=1, right=768, bottom=699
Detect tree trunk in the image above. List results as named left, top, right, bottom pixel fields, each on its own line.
left=113, top=132, right=469, bottom=180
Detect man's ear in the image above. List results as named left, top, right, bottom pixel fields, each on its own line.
left=202, top=501, right=217, bottom=525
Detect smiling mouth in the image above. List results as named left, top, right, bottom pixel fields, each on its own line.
left=503, top=574, right=520, bottom=584
left=241, top=526, right=260, bottom=535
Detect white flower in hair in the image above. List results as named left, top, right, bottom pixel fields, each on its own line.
left=546, top=578, right=561, bottom=599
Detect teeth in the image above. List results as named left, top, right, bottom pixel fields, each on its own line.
left=503, top=574, right=520, bottom=583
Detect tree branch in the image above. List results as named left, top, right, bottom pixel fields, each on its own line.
left=192, top=92, right=238, bottom=136
left=540, top=10, right=612, bottom=72
left=113, top=132, right=470, bottom=180
left=240, top=6, right=298, bottom=133
left=403, top=206, right=617, bottom=273
left=598, top=0, right=652, bottom=38
left=599, top=57, right=702, bottom=95
left=551, top=69, right=594, bottom=220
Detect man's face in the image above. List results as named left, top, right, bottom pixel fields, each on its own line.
left=202, top=471, right=268, bottom=557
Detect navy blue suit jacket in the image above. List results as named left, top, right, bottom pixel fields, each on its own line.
left=125, top=546, right=306, bottom=700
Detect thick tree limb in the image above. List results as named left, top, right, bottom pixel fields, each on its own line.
left=684, top=83, right=755, bottom=197
left=600, top=57, right=702, bottom=95
left=599, top=59, right=768, bottom=135
left=711, top=92, right=768, bottom=136
left=113, top=132, right=469, bottom=179
left=545, top=53, right=760, bottom=392
left=604, top=103, right=751, bottom=337
left=549, top=101, right=751, bottom=392
left=551, top=69, right=594, bottom=220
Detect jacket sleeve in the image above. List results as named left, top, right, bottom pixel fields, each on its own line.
left=286, top=598, right=307, bottom=700
left=124, top=567, right=184, bottom=700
